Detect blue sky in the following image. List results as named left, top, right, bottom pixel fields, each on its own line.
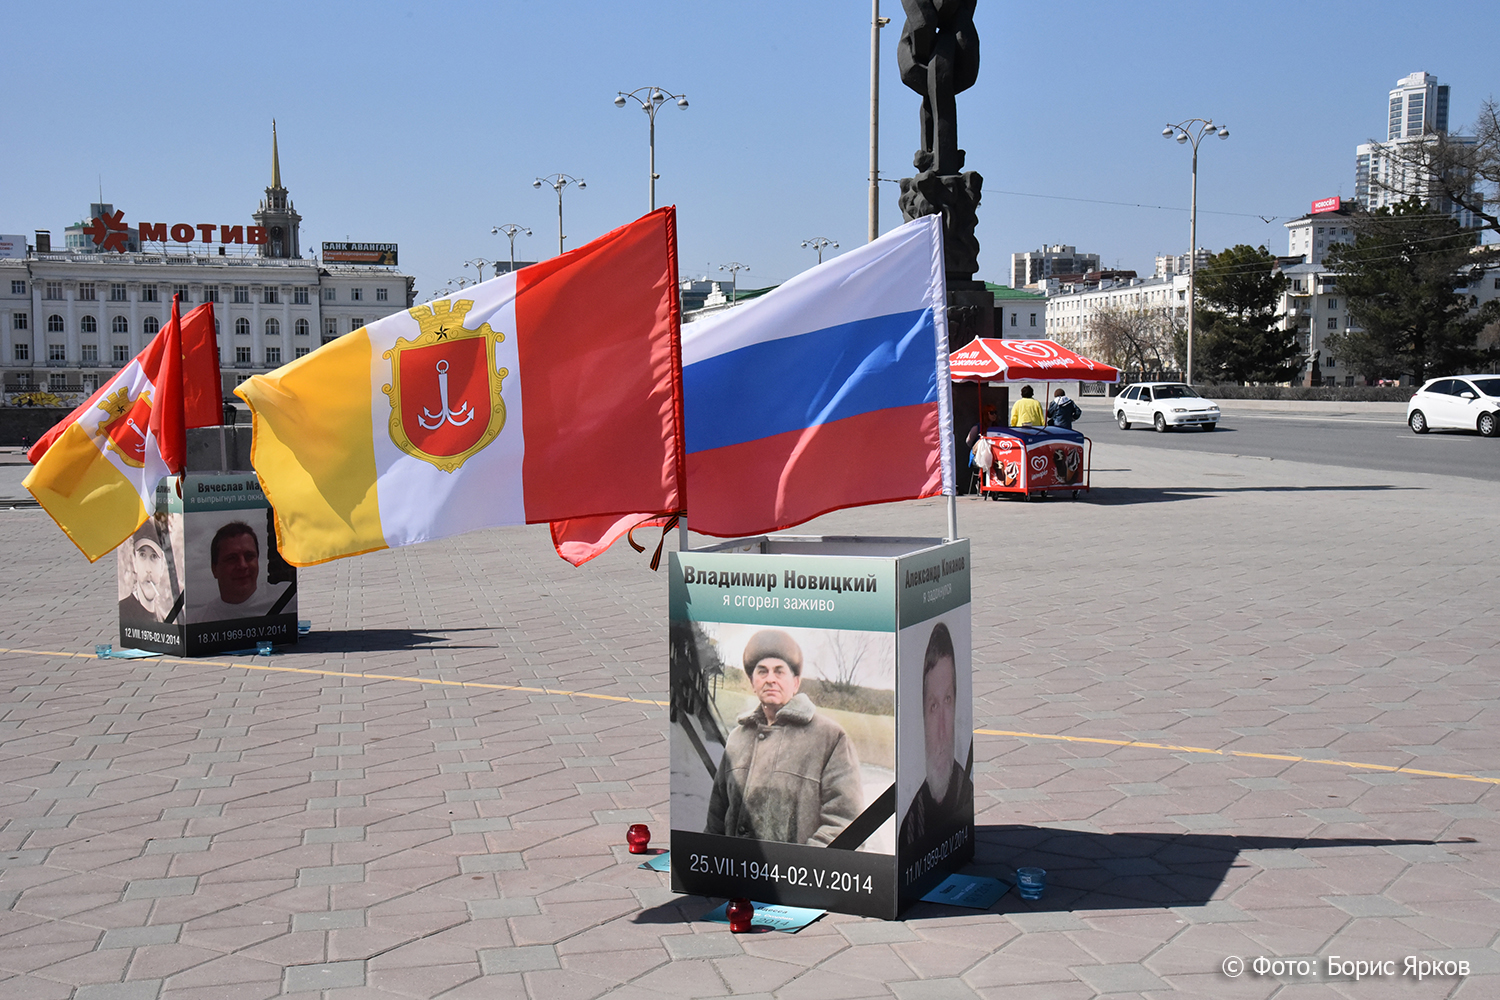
left=4, top=1, right=1493, bottom=299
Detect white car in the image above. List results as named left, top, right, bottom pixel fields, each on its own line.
left=1406, top=375, right=1500, bottom=437
left=1114, top=382, right=1221, bottom=432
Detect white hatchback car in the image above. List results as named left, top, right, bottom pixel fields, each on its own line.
left=1114, top=382, right=1222, bottom=432
left=1406, top=375, right=1500, bottom=437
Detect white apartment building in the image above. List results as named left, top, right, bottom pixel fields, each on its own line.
left=1355, top=71, right=1483, bottom=228
left=1278, top=199, right=1500, bottom=386
left=1043, top=273, right=1188, bottom=356
left=1153, top=249, right=1209, bottom=278
left=1284, top=204, right=1357, bottom=266
left=1010, top=245, right=1100, bottom=289
left=0, top=131, right=412, bottom=404
left=1384, top=70, right=1449, bottom=143
left=1275, top=264, right=1351, bottom=385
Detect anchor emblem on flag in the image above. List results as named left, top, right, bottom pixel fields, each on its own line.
left=418, top=360, right=476, bottom=430
left=382, top=300, right=508, bottom=473
left=93, top=385, right=155, bottom=469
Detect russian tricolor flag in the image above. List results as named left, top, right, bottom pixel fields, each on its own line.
left=682, top=215, right=955, bottom=538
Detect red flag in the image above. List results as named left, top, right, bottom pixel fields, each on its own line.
left=27, top=300, right=223, bottom=467
left=150, top=295, right=186, bottom=473
left=544, top=209, right=686, bottom=565
left=180, top=300, right=224, bottom=428
left=550, top=512, right=676, bottom=568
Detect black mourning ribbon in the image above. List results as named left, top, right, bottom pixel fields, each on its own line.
left=826, top=784, right=896, bottom=851
left=628, top=513, right=683, bottom=571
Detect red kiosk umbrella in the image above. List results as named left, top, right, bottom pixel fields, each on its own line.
left=948, top=338, right=1121, bottom=383
left=948, top=339, right=1120, bottom=436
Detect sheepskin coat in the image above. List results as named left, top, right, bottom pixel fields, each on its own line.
left=705, top=693, right=863, bottom=846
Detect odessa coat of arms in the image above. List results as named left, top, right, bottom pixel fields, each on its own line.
left=381, top=300, right=508, bottom=473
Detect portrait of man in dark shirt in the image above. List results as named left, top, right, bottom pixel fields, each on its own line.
left=899, top=621, right=972, bottom=853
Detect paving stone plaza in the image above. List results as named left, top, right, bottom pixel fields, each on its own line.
left=1, top=438, right=1496, bottom=999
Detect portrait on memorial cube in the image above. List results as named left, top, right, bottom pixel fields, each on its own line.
left=672, top=621, right=897, bottom=854
left=895, top=611, right=973, bottom=857
left=116, top=513, right=185, bottom=626
left=185, top=507, right=296, bottom=625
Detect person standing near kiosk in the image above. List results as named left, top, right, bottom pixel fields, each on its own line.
left=1010, top=385, right=1045, bottom=427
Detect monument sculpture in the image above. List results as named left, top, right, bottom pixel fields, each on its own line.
left=897, top=0, right=983, bottom=286
left=897, top=0, right=994, bottom=490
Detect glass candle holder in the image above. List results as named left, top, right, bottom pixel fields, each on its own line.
left=626, top=824, right=651, bottom=854
left=726, top=897, right=754, bottom=933
left=1016, top=867, right=1047, bottom=900
left=95, top=644, right=112, bottom=659
left=256, top=641, right=273, bottom=656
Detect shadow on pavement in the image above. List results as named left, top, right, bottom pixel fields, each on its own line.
left=953, top=825, right=1437, bottom=912
left=295, top=627, right=498, bottom=653
left=626, top=825, right=1443, bottom=924
left=1110, top=426, right=1239, bottom=435
left=1084, top=484, right=1417, bottom=506
left=633, top=897, right=710, bottom=925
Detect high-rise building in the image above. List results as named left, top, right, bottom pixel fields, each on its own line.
left=1153, top=250, right=1210, bottom=279
left=1355, top=71, right=1481, bottom=227
left=1385, top=71, right=1449, bottom=140
left=1010, top=245, right=1100, bottom=289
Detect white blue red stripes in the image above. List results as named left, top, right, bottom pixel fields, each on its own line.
left=681, top=215, right=953, bottom=538
left=683, top=308, right=937, bottom=452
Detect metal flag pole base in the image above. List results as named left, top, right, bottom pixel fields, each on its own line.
left=679, top=514, right=691, bottom=552
left=946, top=494, right=957, bottom=541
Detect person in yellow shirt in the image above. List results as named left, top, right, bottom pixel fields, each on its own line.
left=1009, top=385, right=1045, bottom=427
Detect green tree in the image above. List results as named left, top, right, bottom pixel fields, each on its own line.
left=1193, top=244, right=1298, bottom=383
left=1324, top=198, right=1498, bottom=385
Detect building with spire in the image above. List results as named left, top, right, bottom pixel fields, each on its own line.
left=253, top=122, right=302, bottom=260
left=0, top=124, right=413, bottom=406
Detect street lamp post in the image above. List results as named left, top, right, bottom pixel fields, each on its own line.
left=463, top=258, right=495, bottom=288
left=718, top=262, right=749, bottom=304
left=490, top=224, right=532, bottom=274
left=869, top=1, right=890, bottom=242
left=610, top=89, right=688, bottom=554
left=1162, top=118, right=1229, bottom=386
left=801, top=237, right=839, bottom=264
left=614, top=86, right=689, bottom=212
left=533, top=174, right=586, bottom=257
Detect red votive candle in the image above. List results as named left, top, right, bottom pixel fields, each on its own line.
left=726, top=897, right=754, bottom=933
left=626, top=824, right=651, bottom=854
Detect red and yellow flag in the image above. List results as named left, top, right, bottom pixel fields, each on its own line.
left=236, top=209, right=685, bottom=567
left=25, top=298, right=222, bottom=560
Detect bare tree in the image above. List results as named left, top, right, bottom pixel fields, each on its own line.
left=823, top=632, right=877, bottom=694
left=1084, top=304, right=1178, bottom=371
left=1367, top=97, right=1500, bottom=245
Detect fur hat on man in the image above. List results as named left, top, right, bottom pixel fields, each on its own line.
left=742, top=629, right=803, bottom=677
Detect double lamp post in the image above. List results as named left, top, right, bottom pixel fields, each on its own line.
left=529, top=86, right=688, bottom=259
left=1162, top=118, right=1228, bottom=386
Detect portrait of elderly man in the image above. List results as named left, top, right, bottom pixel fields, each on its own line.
left=705, top=629, right=864, bottom=846
left=195, top=521, right=275, bottom=621
left=899, top=621, right=973, bottom=852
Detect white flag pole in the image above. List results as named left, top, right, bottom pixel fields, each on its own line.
left=930, top=217, right=958, bottom=543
